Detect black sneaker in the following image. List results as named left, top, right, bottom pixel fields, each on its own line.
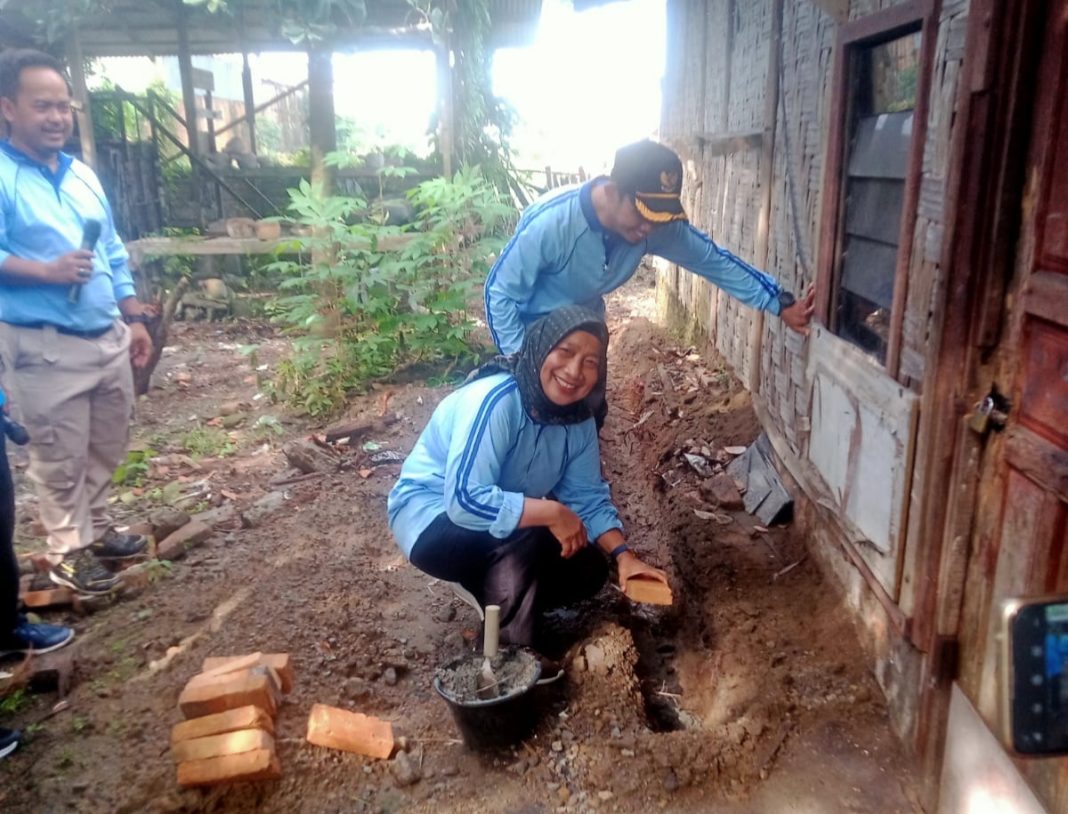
left=50, top=550, right=120, bottom=595
left=0, top=617, right=74, bottom=656
left=89, top=528, right=147, bottom=560
left=0, top=728, right=19, bottom=759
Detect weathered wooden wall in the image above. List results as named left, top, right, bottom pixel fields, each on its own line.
left=658, top=0, right=972, bottom=755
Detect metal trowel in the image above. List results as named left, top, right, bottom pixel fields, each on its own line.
left=477, top=604, right=501, bottom=699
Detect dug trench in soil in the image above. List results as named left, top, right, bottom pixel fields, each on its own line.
left=0, top=285, right=918, bottom=813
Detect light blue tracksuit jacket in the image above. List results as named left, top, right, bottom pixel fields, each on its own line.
left=0, top=143, right=134, bottom=333
left=387, top=373, right=622, bottom=558
left=484, top=178, right=783, bottom=354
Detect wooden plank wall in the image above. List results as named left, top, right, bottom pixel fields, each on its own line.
left=658, top=0, right=973, bottom=750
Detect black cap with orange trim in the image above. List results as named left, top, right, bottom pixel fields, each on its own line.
left=609, top=139, right=688, bottom=224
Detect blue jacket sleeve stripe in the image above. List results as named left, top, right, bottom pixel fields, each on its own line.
left=454, top=378, right=519, bottom=521
left=685, top=224, right=780, bottom=297
left=484, top=190, right=580, bottom=349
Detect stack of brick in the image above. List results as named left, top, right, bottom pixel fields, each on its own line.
left=170, top=653, right=293, bottom=787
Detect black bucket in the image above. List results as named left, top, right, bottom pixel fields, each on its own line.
left=433, top=648, right=544, bottom=751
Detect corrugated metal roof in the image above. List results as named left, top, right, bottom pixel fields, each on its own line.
left=0, top=0, right=541, bottom=57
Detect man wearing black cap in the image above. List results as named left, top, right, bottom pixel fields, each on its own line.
left=484, top=139, right=814, bottom=359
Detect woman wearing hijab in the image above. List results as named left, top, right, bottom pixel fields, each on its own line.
left=388, top=305, right=667, bottom=659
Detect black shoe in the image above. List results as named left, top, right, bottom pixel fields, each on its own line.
left=0, top=617, right=74, bottom=656
left=0, top=728, right=20, bottom=759
left=89, top=528, right=147, bottom=560
left=49, top=550, right=120, bottom=595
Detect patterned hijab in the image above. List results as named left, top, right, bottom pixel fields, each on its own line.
left=471, top=306, right=608, bottom=426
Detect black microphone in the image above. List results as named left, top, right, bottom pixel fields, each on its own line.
left=1, top=415, right=30, bottom=446
left=67, top=219, right=102, bottom=304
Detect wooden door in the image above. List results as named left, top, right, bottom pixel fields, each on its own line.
left=953, top=1, right=1068, bottom=809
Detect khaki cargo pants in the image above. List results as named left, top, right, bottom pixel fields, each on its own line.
left=0, top=321, right=133, bottom=562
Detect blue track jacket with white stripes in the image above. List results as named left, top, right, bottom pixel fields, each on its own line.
left=387, top=373, right=622, bottom=559
left=484, top=178, right=783, bottom=354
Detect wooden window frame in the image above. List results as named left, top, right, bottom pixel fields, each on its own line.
left=816, top=0, right=938, bottom=381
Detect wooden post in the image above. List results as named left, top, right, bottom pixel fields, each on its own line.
left=66, top=30, right=96, bottom=169
left=241, top=52, right=257, bottom=154
left=306, top=47, right=339, bottom=337
left=747, top=0, right=784, bottom=394
left=204, top=90, right=217, bottom=154
left=176, top=0, right=202, bottom=225
left=435, top=43, right=454, bottom=178
left=176, top=3, right=199, bottom=155
left=307, top=48, right=336, bottom=196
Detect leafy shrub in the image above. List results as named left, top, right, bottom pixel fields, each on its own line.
left=266, top=162, right=514, bottom=416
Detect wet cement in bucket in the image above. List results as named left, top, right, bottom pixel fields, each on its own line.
left=435, top=646, right=540, bottom=703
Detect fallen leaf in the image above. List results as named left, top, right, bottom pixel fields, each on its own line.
left=358, top=468, right=373, bottom=479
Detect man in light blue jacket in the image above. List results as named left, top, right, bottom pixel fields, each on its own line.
left=484, top=140, right=815, bottom=418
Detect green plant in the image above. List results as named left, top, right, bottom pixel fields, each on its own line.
left=112, top=448, right=156, bottom=487
left=179, top=427, right=236, bottom=459
left=71, top=715, right=90, bottom=734
left=0, top=688, right=27, bottom=716
left=266, top=164, right=514, bottom=415
left=252, top=415, right=285, bottom=440
left=144, top=560, right=174, bottom=584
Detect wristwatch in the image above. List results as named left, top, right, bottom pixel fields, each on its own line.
left=123, top=313, right=151, bottom=326
left=777, top=290, right=796, bottom=310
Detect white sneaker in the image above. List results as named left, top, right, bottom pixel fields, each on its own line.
left=449, top=582, right=485, bottom=621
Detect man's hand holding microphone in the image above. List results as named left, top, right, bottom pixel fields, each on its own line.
left=35, top=218, right=153, bottom=369
left=67, top=219, right=101, bottom=304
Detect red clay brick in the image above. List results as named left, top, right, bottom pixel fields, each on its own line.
left=306, top=703, right=394, bottom=759
left=171, top=705, right=274, bottom=745
left=177, top=747, right=280, bottom=787
left=178, top=668, right=278, bottom=719
left=201, top=653, right=294, bottom=694
left=623, top=575, right=674, bottom=605
left=172, top=728, right=274, bottom=763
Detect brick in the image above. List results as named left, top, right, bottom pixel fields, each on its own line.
left=184, top=665, right=281, bottom=695
left=306, top=704, right=394, bottom=759
left=202, top=653, right=293, bottom=694
left=21, top=587, right=75, bottom=609
left=178, top=668, right=278, bottom=719
left=28, top=650, right=74, bottom=697
left=201, top=652, right=263, bottom=679
left=172, top=729, right=275, bottom=764
left=623, top=575, right=674, bottom=606
left=177, top=748, right=280, bottom=787
left=171, top=705, right=274, bottom=745
left=156, top=520, right=211, bottom=561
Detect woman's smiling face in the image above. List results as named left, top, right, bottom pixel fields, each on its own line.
left=539, top=330, right=603, bottom=407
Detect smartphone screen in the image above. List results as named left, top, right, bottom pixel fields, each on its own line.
left=1010, top=600, right=1068, bottom=754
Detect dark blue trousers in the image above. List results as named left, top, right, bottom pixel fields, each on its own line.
left=1, top=439, right=18, bottom=636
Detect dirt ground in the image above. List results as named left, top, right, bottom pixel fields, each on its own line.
left=0, top=275, right=921, bottom=813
